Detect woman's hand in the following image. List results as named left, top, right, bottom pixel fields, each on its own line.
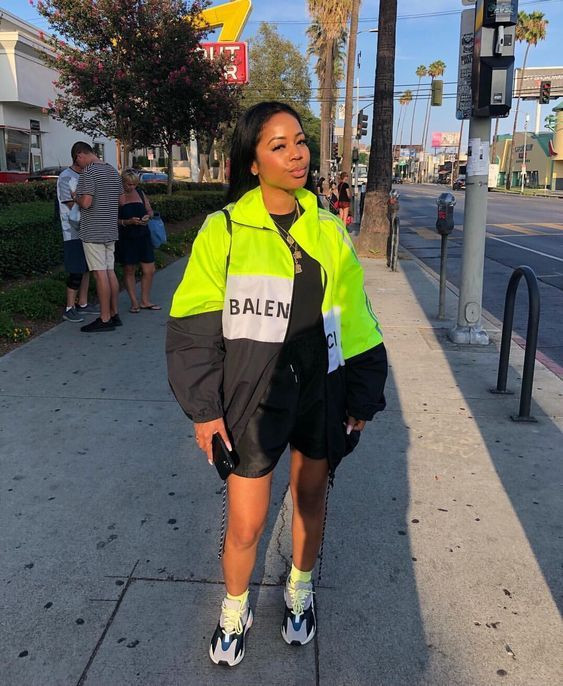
left=194, top=417, right=232, bottom=465
left=346, top=416, right=366, bottom=434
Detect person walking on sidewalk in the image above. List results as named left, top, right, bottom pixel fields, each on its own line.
left=117, top=170, right=161, bottom=313
left=71, top=142, right=123, bottom=333
left=166, top=101, right=387, bottom=668
left=337, top=171, right=351, bottom=225
left=56, top=158, right=99, bottom=323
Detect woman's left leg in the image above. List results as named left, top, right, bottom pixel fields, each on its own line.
left=289, top=447, right=329, bottom=571
left=139, top=261, right=156, bottom=307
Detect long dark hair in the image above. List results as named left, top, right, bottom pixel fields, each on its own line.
left=226, top=101, right=314, bottom=204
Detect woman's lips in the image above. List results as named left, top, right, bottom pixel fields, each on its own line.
left=288, top=168, right=307, bottom=178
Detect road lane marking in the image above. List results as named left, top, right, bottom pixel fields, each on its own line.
left=491, top=223, right=546, bottom=235
left=536, top=223, right=563, bottom=231
left=487, top=236, right=563, bottom=263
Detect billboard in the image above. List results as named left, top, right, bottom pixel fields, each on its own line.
left=431, top=132, right=461, bottom=148
left=199, top=42, right=248, bottom=84
left=514, top=66, right=563, bottom=101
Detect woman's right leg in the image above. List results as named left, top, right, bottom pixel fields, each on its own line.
left=122, top=264, right=139, bottom=309
left=222, top=471, right=273, bottom=596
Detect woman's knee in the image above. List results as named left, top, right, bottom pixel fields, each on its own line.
left=291, top=482, right=326, bottom=515
left=226, top=519, right=265, bottom=550
left=142, top=262, right=155, bottom=275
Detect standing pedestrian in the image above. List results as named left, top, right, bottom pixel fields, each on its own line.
left=337, top=171, right=351, bottom=224
left=316, top=175, right=330, bottom=210
left=71, top=142, right=123, bottom=333
left=56, top=157, right=99, bottom=323
left=117, top=170, right=160, bottom=313
left=166, top=101, right=387, bottom=667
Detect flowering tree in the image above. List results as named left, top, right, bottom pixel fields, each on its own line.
left=35, top=0, right=241, bottom=192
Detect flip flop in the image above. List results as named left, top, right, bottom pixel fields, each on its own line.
left=129, top=306, right=141, bottom=313
left=140, top=304, right=162, bottom=311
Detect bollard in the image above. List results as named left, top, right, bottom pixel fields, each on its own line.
left=435, top=192, right=456, bottom=319
left=490, top=265, right=540, bottom=422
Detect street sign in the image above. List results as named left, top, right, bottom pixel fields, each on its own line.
left=199, top=42, right=249, bottom=84
left=456, top=8, right=474, bottom=120
left=196, top=0, right=252, bottom=42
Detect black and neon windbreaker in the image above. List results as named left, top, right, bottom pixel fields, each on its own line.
left=166, top=186, right=387, bottom=474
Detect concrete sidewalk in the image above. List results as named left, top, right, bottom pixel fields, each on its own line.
left=1, top=250, right=561, bottom=685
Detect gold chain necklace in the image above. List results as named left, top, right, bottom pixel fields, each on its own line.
left=271, top=202, right=303, bottom=274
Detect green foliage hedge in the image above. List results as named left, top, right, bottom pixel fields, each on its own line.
left=0, top=192, right=224, bottom=279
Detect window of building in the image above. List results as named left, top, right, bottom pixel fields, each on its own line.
left=5, top=129, right=30, bottom=172
left=93, top=142, right=105, bottom=161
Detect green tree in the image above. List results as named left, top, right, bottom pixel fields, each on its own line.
left=357, top=0, right=397, bottom=256
left=506, top=11, right=548, bottom=189
left=307, top=0, right=353, bottom=179
left=545, top=113, right=556, bottom=132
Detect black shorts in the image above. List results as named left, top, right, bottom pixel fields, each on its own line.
left=233, top=325, right=328, bottom=478
left=63, top=239, right=88, bottom=274
left=116, top=229, right=155, bottom=265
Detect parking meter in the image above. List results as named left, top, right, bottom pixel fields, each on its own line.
left=387, top=189, right=400, bottom=219
left=436, top=192, right=456, bottom=235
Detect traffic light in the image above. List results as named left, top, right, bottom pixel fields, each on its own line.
left=472, top=0, right=518, bottom=118
left=332, top=142, right=339, bottom=159
left=356, top=112, right=368, bottom=138
left=431, top=80, right=443, bottom=106
left=539, top=80, right=551, bottom=104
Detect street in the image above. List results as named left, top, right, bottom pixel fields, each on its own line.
left=398, top=185, right=563, bottom=369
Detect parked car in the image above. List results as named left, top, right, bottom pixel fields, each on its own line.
left=453, top=175, right=466, bottom=190
left=26, top=166, right=66, bottom=182
left=138, top=171, right=168, bottom=183
left=392, top=176, right=403, bottom=184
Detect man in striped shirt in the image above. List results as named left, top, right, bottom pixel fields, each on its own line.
left=72, top=142, right=123, bottom=332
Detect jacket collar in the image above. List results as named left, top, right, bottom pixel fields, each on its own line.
left=228, top=186, right=319, bottom=232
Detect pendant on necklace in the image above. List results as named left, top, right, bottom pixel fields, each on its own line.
left=295, top=264, right=302, bottom=274
left=293, top=250, right=302, bottom=259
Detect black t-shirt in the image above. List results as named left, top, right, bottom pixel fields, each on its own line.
left=338, top=182, right=350, bottom=203
left=270, top=206, right=323, bottom=341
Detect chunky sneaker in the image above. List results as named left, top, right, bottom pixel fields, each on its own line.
left=77, top=303, right=100, bottom=315
left=62, top=307, right=84, bottom=323
left=111, top=314, right=123, bottom=327
left=209, top=596, right=253, bottom=667
left=281, top=577, right=316, bottom=646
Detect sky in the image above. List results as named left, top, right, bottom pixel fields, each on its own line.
left=3, top=0, right=563, bottom=149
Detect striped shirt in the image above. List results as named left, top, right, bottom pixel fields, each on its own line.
left=76, top=162, right=123, bottom=243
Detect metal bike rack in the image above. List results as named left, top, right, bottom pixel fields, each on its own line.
left=490, top=265, right=541, bottom=422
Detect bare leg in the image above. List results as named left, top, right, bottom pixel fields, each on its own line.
left=108, top=269, right=120, bottom=316
left=139, top=262, right=156, bottom=307
left=92, top=270, right=111, bottom=322
left=66, top=287, right=78, bottom=309
left=222, top=472, right=273, bottom=596
left=289, top=449, right=329, bottom=572
left=341, top=206, right=350, bottom=224
left=123, top=265, right=139, bottom=310
left=77, top=273, right=90, bottom=307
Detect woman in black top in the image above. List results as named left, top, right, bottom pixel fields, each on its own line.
left=337, top=171, right=351, bottom=224
left=117, top=171, right=160, bottom=312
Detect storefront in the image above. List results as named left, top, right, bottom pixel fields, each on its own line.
left=0, top=8, right=116, bottom=182
left=493, top=129, right=563, bottom=190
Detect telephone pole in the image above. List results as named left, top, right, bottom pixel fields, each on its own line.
left=342, top=0, right=360, bottom=176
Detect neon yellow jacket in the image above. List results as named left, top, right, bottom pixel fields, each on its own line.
left=167, top=186, right=387, bottom=473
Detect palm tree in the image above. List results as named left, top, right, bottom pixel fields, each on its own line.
left=419, top=59, right=446, bottom=181
left=409, top=65, right=426, bottom=151
left=397, top=90, right=413, bottom=175
left=306, top=20, right=347, bottom=123
left=307, top=1, right=353, bottom=180
left=356, top=0, right=397, bottom=256
left=505, top=11, right=548, bottom=189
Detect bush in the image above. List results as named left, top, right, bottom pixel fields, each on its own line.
left=139, top=181, right=224, bottom=195
left=150, top=191, right=225, bottom=222
left=0, top=202, right=62, bottom=278
left=0, top=278, right=65, bottom=320
left=0, top=181, right=57, bottom=206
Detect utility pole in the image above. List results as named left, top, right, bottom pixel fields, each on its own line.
left=450, top=0, right=517, bottom=345
left=521, top=112, right=530, bottom=193
left=342, top=0, right=360, bottom=176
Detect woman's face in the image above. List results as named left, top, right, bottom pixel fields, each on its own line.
left=123, top=179, right=137, bottom=194
left=251, top=112, right=310, bottom=191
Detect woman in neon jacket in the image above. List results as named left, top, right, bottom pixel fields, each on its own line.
left=166, top=102, right=387, bottom=667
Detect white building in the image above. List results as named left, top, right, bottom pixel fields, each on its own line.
left=0, top=6, right=117, bottom=182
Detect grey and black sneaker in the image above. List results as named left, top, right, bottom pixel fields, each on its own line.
left=77, top=303, right=100, bottom=315
left=209, top=596, right=253, bottom=667
left=62, top=307, right=84, bottom=323
left=111, top=314, right=123, bottom=327
left=281, top=577, right=316, bottom=646
left=80, top=317, right=115, bottom=333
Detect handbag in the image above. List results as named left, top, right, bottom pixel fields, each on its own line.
left=68, top=203, right=81, bottom=230
left=148, top=213, right=167, bottom=248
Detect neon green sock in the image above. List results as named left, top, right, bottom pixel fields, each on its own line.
left=226, top=589, right=249, bottom=605
left=290, top=563, right=312, bottom=584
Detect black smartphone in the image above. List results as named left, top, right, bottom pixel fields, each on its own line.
left=212, top=433, right=237, bottom=480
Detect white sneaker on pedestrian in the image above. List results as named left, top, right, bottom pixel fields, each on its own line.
left=209, top=596, right=253, bottom=667
left=281, top=577, right=316, bottom=646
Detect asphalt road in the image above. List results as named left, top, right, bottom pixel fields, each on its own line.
left=397, top=184, right=563, bottom=369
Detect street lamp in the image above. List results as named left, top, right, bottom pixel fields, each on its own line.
left=521, top=113, right=530, bottom=194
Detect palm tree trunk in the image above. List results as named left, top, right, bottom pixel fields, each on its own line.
left=320, top=39, right=334, bottom=180
left=418, top=88, right=431, bottom=182
left=397, top=104, right=408, bottom=177
left=506, top=44, right=530, bottom=190
left=341, top=0, right=360, bottom=175
left=409, top=76, right=421, bottom=148
left=356, top=0, right=397, bottom=256
left=394, top=105, right=403, bottom=160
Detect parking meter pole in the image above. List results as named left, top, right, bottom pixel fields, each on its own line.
left=438, top=234, right=448, bottom=320
left=449, top=116, right=491, bottom=345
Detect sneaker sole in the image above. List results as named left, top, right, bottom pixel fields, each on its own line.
left=62, top=316, right=84, bottom=323
left=281, top=624, right=316, bottom=647
left=209, top=609, right=253, bottom=667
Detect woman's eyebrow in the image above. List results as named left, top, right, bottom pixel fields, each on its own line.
left=266, top=132, right=305, bottom=144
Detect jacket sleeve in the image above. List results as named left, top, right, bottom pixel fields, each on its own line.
left=165, top=212, right=230, bottom=422
left=336, top=223, right=387, bottom=420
